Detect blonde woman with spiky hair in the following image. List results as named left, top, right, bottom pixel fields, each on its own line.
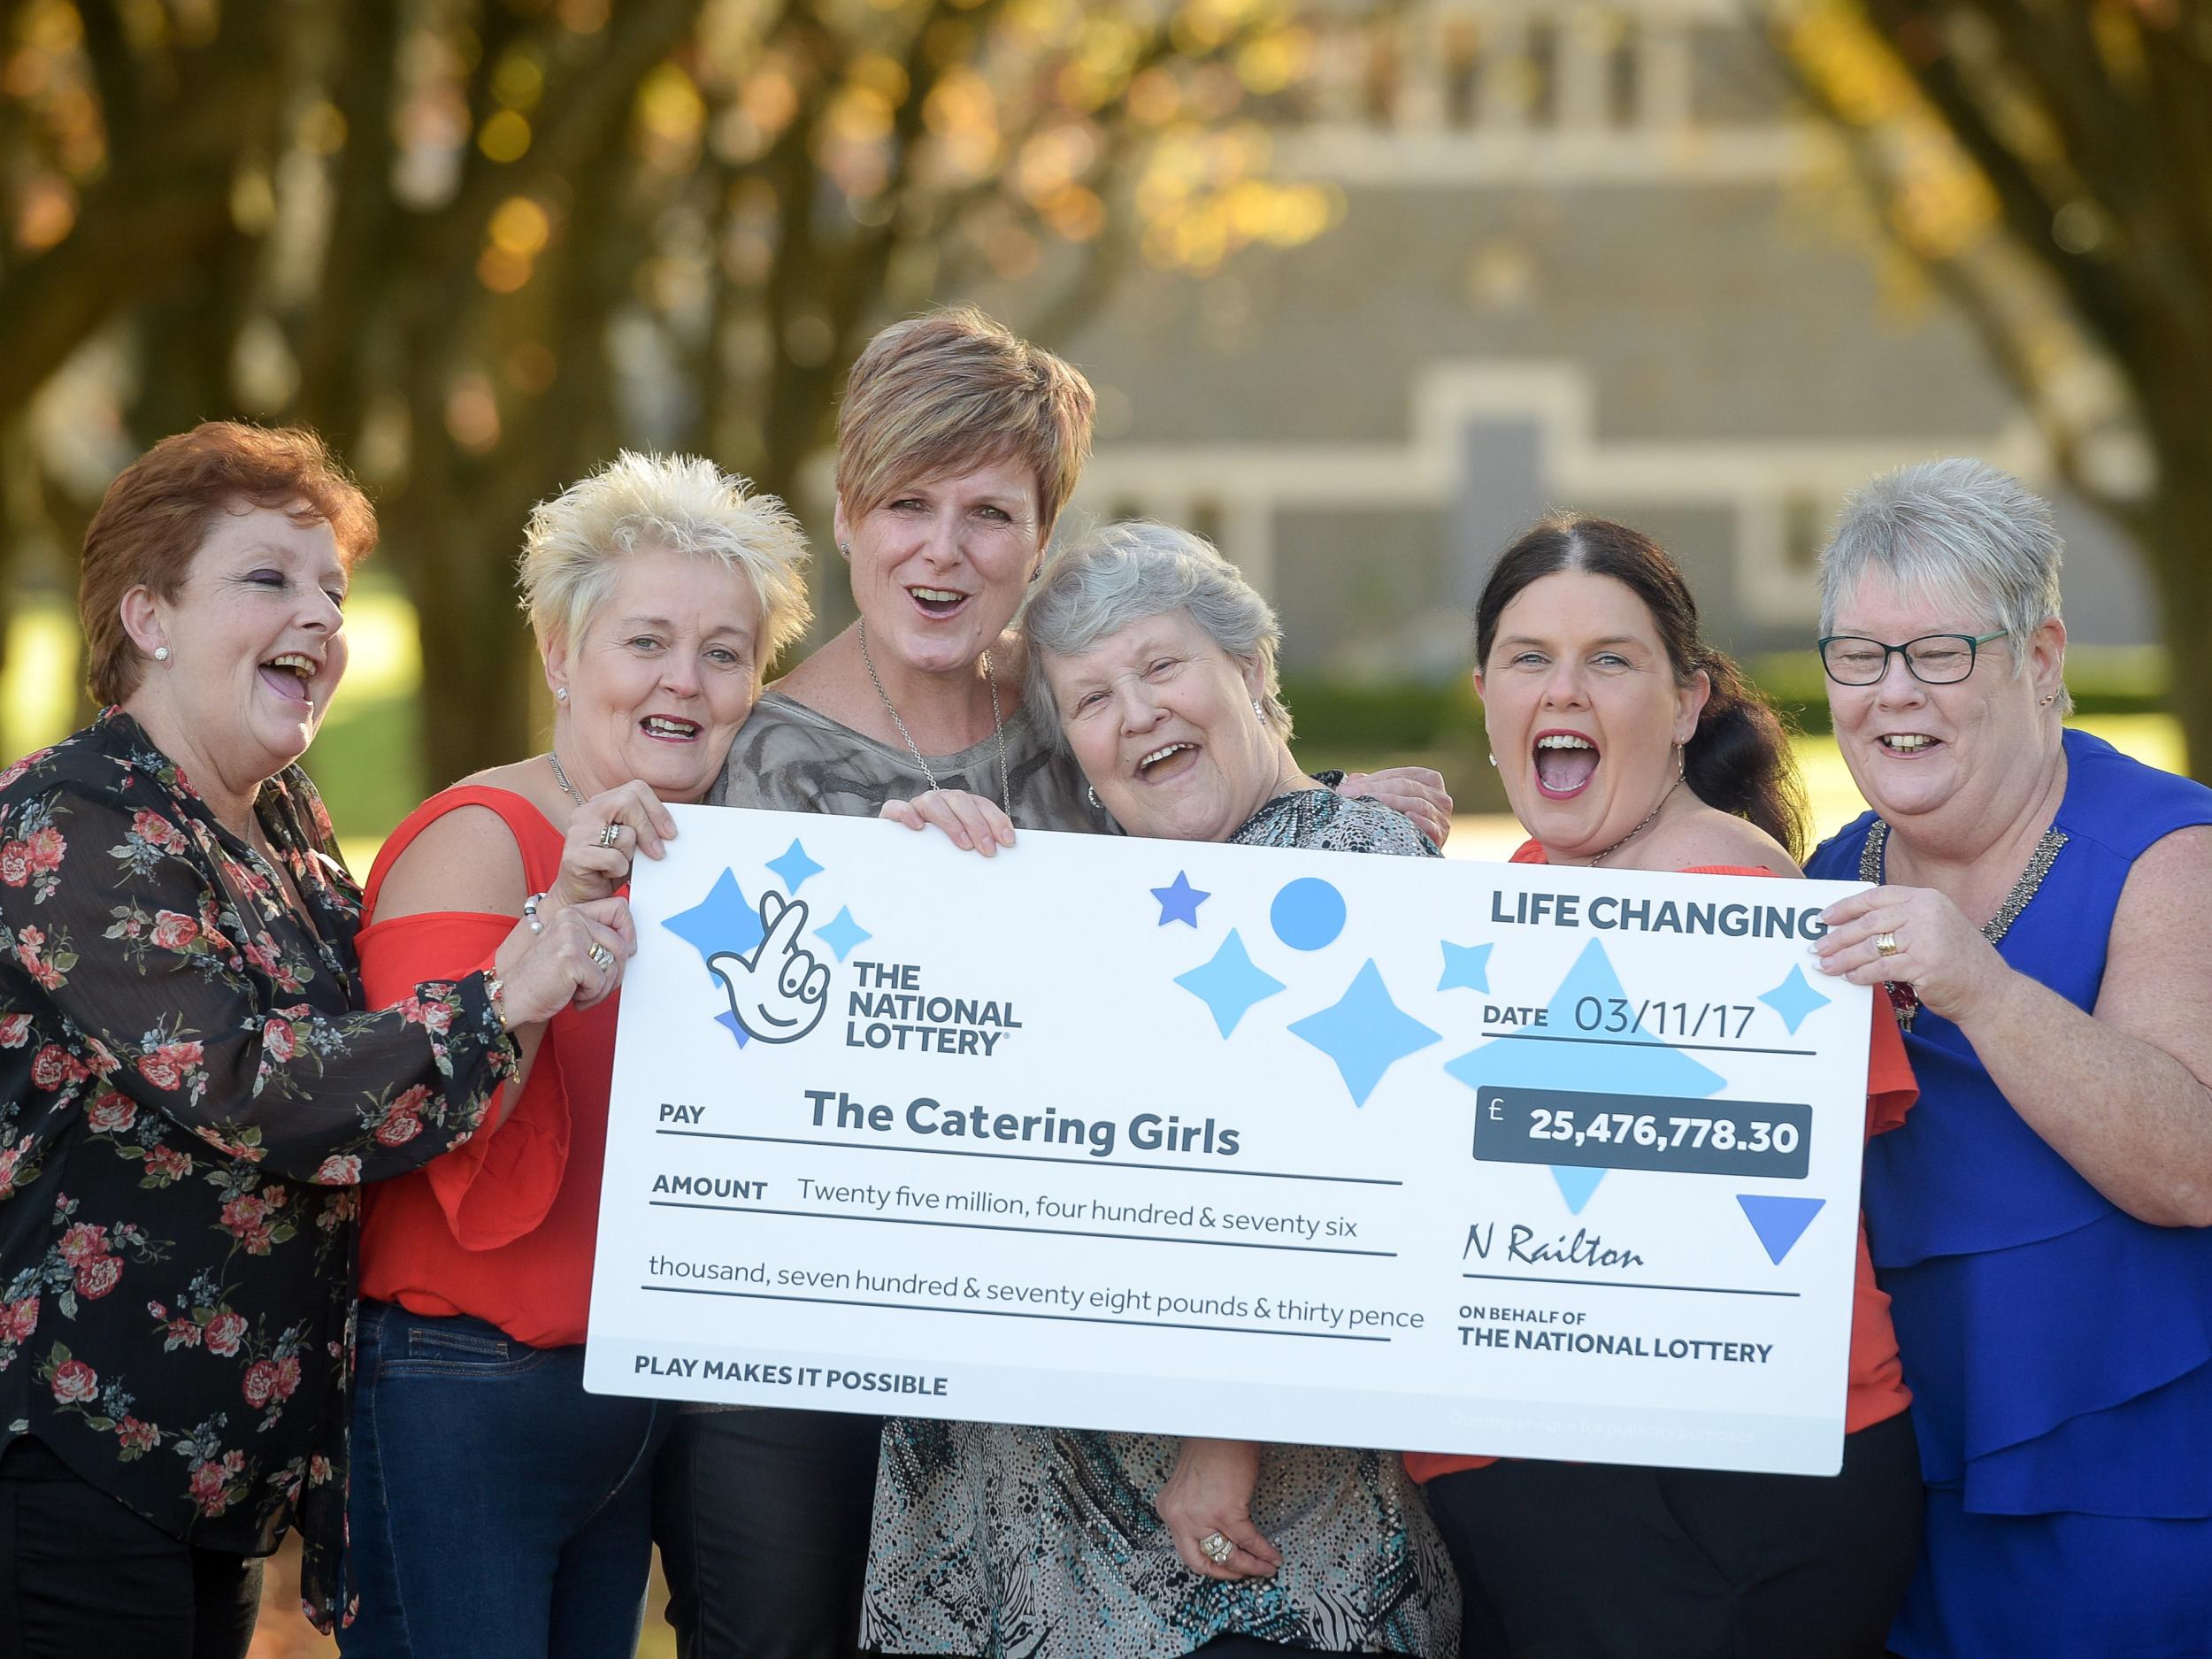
left=337, top=452, right=812, bottom=1659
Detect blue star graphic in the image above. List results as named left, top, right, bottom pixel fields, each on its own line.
left=1288, top=960, right=1442, bottom=1107
left=765, top=838, right=825, bottom=894
left=662, top=869, right=764, bottom=973
left=1174, top=929, right=1285, bottom=1037
left=813, top=905, right=872, bottom=962
left=1757, top=964, right=1832, bottom=1035
left=1444, top=938, right=1725, bottom=1211
left=1150, top=871, right=1211, bottom=927
left=1438, top=940, right=1493, bottom=995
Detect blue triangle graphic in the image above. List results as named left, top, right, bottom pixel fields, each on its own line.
left=1736, top=1194, right=1825, bottom=1264
left=1550, top=1166, right=1607, bottom=1214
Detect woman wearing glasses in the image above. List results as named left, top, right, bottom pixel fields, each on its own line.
left=1806, top=460, right=2212, bottom=1658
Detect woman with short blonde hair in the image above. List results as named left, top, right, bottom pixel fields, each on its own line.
left=338, top=451, right=810, bottom=1658
left=660, top=309, right=1454, bottom=1659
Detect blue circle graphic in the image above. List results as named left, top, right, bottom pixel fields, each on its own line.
left=1271, top=878, right=1347, bottom=951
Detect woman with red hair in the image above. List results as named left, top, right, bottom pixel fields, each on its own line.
left=0, top=423, right=621, bottom=1656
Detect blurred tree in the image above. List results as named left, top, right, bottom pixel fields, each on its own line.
left=0, top=0, right=1341, bottom=787
left=1760, top=0, right=2212, bottom=780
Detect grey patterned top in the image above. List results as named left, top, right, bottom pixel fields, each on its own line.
left=1228, top=787, right=1442, bottom=858
left=710, top=690, right=1113, bottom=834
left=859, top=787, right=1455, bottom=1658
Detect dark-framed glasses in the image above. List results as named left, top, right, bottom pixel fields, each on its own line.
left=1816, top=630, right=2008, bottom=687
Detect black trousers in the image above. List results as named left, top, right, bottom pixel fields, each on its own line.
left=0, top=1436, right=263, bottom=1659
left=1426, top=1411, right=1924, bottom=1659
left=653, top=1408, right=882, bottom=1659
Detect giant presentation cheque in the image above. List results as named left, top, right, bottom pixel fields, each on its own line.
left=584, top=807, right=1876, bottom=1476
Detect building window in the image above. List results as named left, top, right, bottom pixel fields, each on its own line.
left=1523, top=17, right=1559, bottom=127
left=1191, top=499, right=1227, bottom=554
left=1442, top=17, right=1481, bottom=130
left=1609, top=17, right=1640, bottom=127
left=1785, top=492, right=1828, bottom=572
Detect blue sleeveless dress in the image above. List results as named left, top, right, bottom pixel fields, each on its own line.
left=1808, top=730, right=2212, bottom=1658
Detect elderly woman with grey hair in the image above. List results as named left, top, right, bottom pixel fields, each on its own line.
left=864, top=521, right=1457, bottom=1659
left=1804, top=458, right=2212, bottom=1657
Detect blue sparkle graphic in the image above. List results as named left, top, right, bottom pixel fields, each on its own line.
left=662, top=869, right=764, bottom=972
left=1174, top=929, right=1286, bottom=1037
left=813, top=906, right=872, bottom=963
left=1288, top=960, right=1441, bottom=1107
left=1438, top=940, right=1493, bottom=995
left=1757, top=964, right=1832, bottom=1035
left=1150, top=871, right=1211, bottom=927
left=765, top=839, right=825, bottom=894
left=1444, top=938, right=1725, bottom=1210
left=1271, top=878, right=1346, bottom=951
left=713, top=1009, right=749, bottom=1048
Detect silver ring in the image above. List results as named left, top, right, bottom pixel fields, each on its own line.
left=1198, top=1532, right=1233, bottom=1565
left=1873, top=931, right=1901, bottom=957
left=597, top=823, right=622, bottom=849
left=588, top=942, right=615, bottom=972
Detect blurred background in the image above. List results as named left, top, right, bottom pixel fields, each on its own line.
left=1, top=0, right=2200, bottom=1652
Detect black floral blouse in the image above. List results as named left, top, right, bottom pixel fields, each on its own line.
left=0, top=711, right=518, bottom=1630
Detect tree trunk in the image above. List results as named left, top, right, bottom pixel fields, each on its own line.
left=385, top=483, right=541, bottom=794
left=2142, top=457, right=2212, bottom=784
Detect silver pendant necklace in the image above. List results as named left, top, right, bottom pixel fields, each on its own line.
left=547, top=749, right=585, bottom=807
left=857, top=617, right=1011, bottom=814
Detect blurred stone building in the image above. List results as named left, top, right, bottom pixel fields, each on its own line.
left=1047, top=0, right=2153, bottom=681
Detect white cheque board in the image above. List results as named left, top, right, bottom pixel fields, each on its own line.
left=583, top=806, right=1874, bottom=1475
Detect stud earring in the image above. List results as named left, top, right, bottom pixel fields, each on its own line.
left=838, top=541, right=851, bottom=560
left=1486, top=752, right=1496, bottom=767
left=556, top=687, right=568, bottom=703
left=153, top=646, right=171, bottom=663
left=2039, top=693, right=2056, bottom=708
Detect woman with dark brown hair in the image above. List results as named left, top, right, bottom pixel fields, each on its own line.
left=1406, top=513, right=1924, bottom=1659
left=0, top=422, right=625, bottom=1656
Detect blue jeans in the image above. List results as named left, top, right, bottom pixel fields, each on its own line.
left=339, top=1301, right=672, bottom=1659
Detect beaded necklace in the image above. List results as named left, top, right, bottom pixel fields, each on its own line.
left=1859, top=819, right=2069, bottom=1030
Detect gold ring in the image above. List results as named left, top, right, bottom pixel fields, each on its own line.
left=1873, top=931, right=1900, bottom=957
left=1198, top=1532, right=1233, bottom=1565
left=588, top=942, right=615, bottom=972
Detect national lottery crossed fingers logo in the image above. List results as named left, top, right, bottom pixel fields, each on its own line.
left=708, top=890, right=831, bottom=1043
left=661, top=835, right=872, bottom=1049
left=658, top=832, right=1022, bottom=1059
